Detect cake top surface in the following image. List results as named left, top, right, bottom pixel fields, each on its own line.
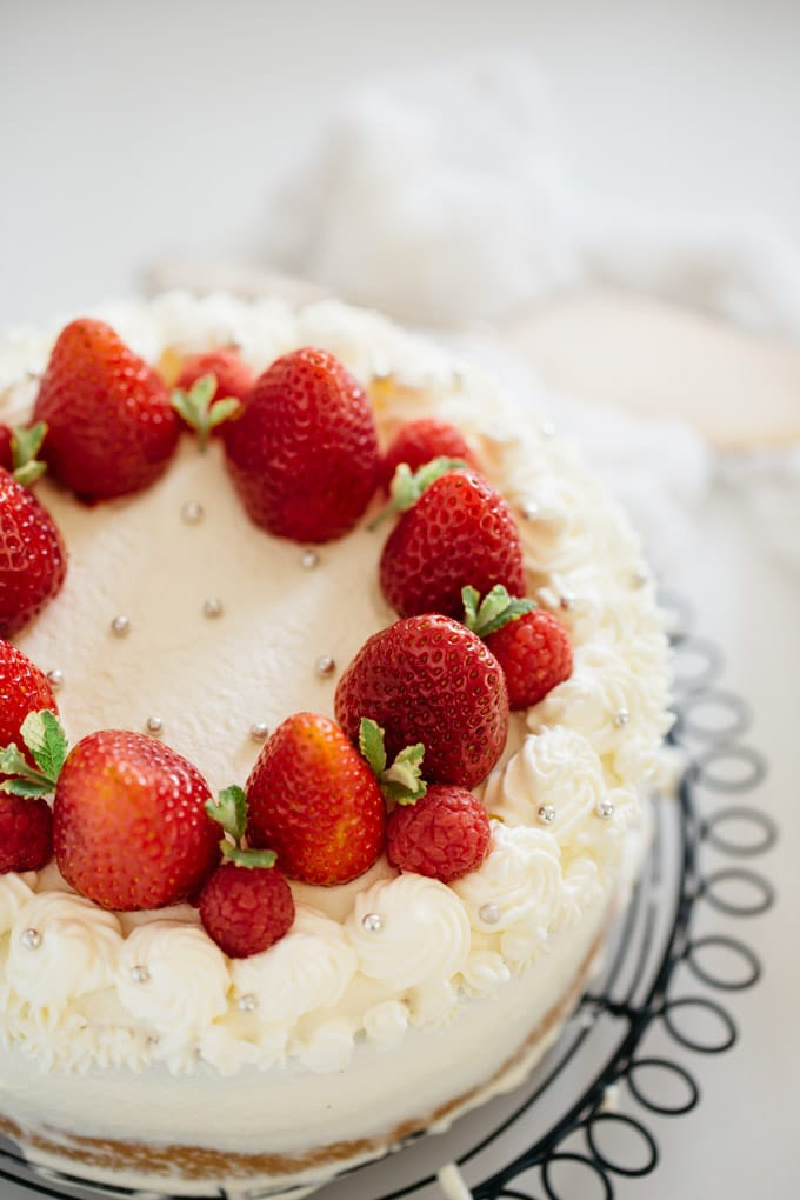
left=0, top=292, right=672, bottom=1076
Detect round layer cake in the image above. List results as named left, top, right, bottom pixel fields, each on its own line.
left=0, top=293, right=672, bottom=1198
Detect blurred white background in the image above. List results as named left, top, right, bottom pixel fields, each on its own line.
left=1, top=3, right=797, bottom=1200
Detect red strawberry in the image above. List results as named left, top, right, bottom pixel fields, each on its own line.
left=175, top=348, right=254, bottom=407
left=0, top=641, right=58, bottom=772
left=245, top=712, right=386, bottom=886
left=485, top=609, right=573, bottom=709
left=0, top=468, right=67, bottom=638
left=200, top=861, right=294, bottom=958
left=335, top=614, right=508, bottom=789
left=33, top=318, right=181, bottom=501
left=379, top=418, right=477, bottom=492
left=224, top=348, right=379, bottom=543
left=0, top=794, right=52, bottom=873
left=387, top=785, right=491, bottom=882
left=379, top=467, right=526, bottom=619
left=53, top=730, right=220, bottom=911
left=0, top=425, right=12, bottom=473
left=199, top=784, right=294, bottom=958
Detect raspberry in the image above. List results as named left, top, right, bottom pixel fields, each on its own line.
left=387, top=785, right=491, bottom=882
left=199, top=861, right=295, bottom=958
left=485, top=609, right=572, bottom=709
left=0, top=795, right=53, bottom=873
left=379, top=418, right=476, bottom=492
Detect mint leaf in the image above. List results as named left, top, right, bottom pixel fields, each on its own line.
left=206, top=785, right=247, bottom=841
left=381, top=743, right=427, bottom=806
left=0, top=778, right=52, bottom=798
left=20, top=710, right=68, bottom=782
left=359, top=718, right=387, bottom=776
left=207, top=397, right=241, bottom=429
left=0, top=744, right=32, bottom=779
left=462, top=585, right=537, bottom=638
left=369, top=456, right=467, bottom=530
left=221, top=844, right=277, bottom=869
left=12, top=422, right=48, bottom=487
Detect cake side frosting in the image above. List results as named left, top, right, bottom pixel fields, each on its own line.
left=0, top=293, right=671, bottom=1089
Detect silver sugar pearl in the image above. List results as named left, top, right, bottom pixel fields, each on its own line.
left=538, top=804, right=556, bottom=825
left=203, top=598, right=224, bottom=619
left=559, top=593, right=575, bottom=612
left=361, top=912, right=383, bottom=933
left=20, top=928, right=41, bottom=950
left=478, top=903, right=501, bottom=926
left=250, top=722, right=270, bottom=743
left=110, top=614, right=131, bottom=638
left=301, top=549, right=320, bottom=570
left=145, top=716, right=163, bottom=736
left=451, top=366, right=466, bottom=389
left=130, top=965, right=150, bottom=984
left=46, top=668, right=64, bottom=691
left=520, top=500, right=540, bottom=521
left=181, top=502, right=205, bottom=525
left=26, top=367, right=42, bottom=381
left=630, top=569, right=649, bottom=589
left=315, top=655, right=336, bottom=678
left=613, top=708, right=630, bottom=728
left=238, top=993, right=259, bottom=1013
left=540, top=420, right=556, bottom=438
left=597, top=800, right=615, bottom=819
left=372, top=365, right=392, bottom=383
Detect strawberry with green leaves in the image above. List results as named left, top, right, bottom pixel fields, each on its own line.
left=0, top=709, right=60, bottom=872
left=171, top=372, right=244, bottom=451
left=0, top=422, right=49, bottom=486
left=245, top=713, right=425, bottom=886
left=377, top=461, right=526, bottom=619
left=378, top=417, right=477, bottom=493
left=33, top=318, right=181, bottom=501
left=200, top=785, right=294, bottom=959
left=335, top=614, right=508, bottom=789
left=462, top=585, right=573, bottom=709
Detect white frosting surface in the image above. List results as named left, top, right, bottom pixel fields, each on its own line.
left=0, top=293, right=672, bottom=1189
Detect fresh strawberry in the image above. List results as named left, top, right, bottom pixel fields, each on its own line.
left=172, top=349, right=252, bottom=449
left=200, top=785, right=294, bottom=958
left=335, top=614, right=508, bottom=789
left=463, top=585, right=573, bottom=709
left=224, top=348, right=379, bottom=543
left=175, top=348, right=254, bottom=407
left=387, top=785, right=491, bottom=882
left=0, top=794, right=52, bottom=872
left=379, top=418, right=476, bottom=492
left=53, top=728, right=219, bottom=910
left=245, top=712, right=386, bottom=885
left=0, top=467, right=67, bottom=638
left=0, top=641, right=58, bottom=773
left=33, top=318, right=181, bottom=501
left=379, top=465, right=526, bottom=618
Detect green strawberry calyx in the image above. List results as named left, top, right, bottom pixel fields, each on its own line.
left=462, top=584, right=537, bottom=638
left=206, top=784, right=277, bottom=868
left=359, top=717, right=427, bottom=806
left=172, top=373, right=242, bottom=452
left=369, top=456, right=467, bottom=530
left=0, top=710, right=68, bottom=797
left=11, top=422, right=48, bottom=487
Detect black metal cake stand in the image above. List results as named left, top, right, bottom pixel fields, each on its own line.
left=0, top=592, right=777, bottom=1200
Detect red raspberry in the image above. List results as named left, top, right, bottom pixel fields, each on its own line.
left=0, top=795, right=53, bottom=873
left=484, top=609, right=572, bottom=709
left=199, top=860, right=295, bottom=958
left=379, top=418, right=476, bottom=492
left=387, top=785, right=491, bottom=883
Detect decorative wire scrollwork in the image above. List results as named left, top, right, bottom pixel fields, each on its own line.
left=0, top=594, right=776, bottom=1200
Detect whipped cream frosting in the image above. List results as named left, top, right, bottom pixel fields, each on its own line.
left=0, top=292, right=672, bottom=1082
